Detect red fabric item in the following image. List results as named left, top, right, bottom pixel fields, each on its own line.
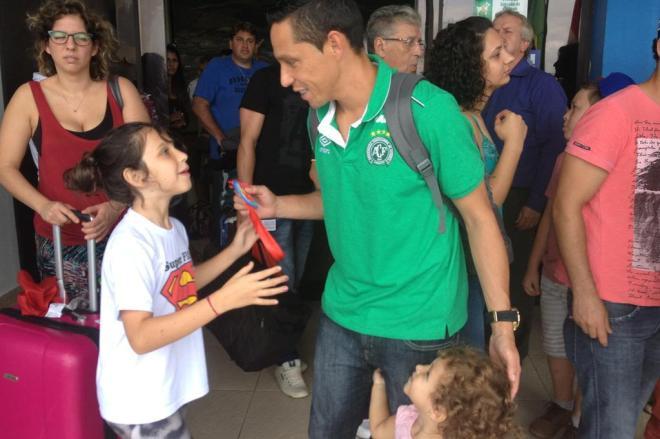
left=28, top=80, right=124, bottom=245
left=248, top=208, right=284, bottom=266
left=231, top=180, right=285, bottom=267
left=16, top=270, right=62, bottom=317
left=646, top=381, right=660, bottom=439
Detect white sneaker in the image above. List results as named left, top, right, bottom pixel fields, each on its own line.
left=274, top=359, right=309, bottom=398
left=356, top=419, right=371, bottom=439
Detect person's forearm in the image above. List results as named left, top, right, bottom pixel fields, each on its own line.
left=275, top=190, right=324, bottom=220
left=194, top=244, right=243, bottom=289
left=466, top=212, right=511, bottom=312
left=0, top=166, right=51, bottom=214
left=527, top=203, right=552, bottom=272
left=237, top=141, right=256, bottom=184
left=123, top=295, right=219, bottom=354
left=553, top=197, right=598, bottom=295
left=192, top=102, right=224, bottom=142
left=489, top=141, right=522, bottom=206
left=369, top=383, right=390, bottom=438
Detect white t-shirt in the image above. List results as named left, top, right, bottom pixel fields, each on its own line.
left=97, top=209, right=208, bottom=424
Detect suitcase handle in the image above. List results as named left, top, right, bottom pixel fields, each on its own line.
left=52, top=210, right=98, bottom=313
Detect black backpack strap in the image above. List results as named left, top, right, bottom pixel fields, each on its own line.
left=384, top=72, right=446, bottom=233
left=109, top=75, right=124, bottom=109
left=307, top=109, right=320, bottom=159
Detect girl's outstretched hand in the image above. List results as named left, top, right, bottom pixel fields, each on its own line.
left=212, top=262, right=288, bottom=313
left=230, top=215, right=259, bottom=256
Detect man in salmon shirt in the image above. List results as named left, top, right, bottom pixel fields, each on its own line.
left=553, top=24, right=660, bottom=439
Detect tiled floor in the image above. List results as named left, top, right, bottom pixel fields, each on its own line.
left=0, top=290, right=650, bottom=438
left=185, top=303, right=651, bottom=439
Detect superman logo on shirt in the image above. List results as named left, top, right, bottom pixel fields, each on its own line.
left=161, top=261, right=198, bottom=310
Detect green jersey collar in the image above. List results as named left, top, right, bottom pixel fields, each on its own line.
left=315, top=55, right=394, bottom=148
left=363, top=55, right=393, bottom=123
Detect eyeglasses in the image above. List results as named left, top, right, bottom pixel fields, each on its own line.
left=47, top=30, right=94, bottom=46
left=381, top=37, right=425, bottom=49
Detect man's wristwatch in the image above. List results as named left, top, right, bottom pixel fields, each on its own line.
left=487, top=308, right=520, bottom=331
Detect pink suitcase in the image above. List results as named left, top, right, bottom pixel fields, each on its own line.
left=0, top=222, right=108, bottom=438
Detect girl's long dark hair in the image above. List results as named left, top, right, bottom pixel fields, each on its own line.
left=65, top=122, right=168, bottom=205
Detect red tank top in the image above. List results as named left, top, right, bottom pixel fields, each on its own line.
left=29, top=80, right=124, bottom=245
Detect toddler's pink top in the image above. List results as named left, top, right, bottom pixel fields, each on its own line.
left=395, top=404, right=419, bottom=439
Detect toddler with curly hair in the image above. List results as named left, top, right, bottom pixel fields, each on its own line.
left=369, top=345, right=519, bottom=439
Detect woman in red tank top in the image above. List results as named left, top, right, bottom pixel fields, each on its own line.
left=0, top=0, right=150, bottom=304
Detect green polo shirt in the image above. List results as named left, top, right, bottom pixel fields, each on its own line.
left=313, top=57, right=484, bottom=340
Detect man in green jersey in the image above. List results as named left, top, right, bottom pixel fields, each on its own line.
left=235, top=2, right=521, bottom=438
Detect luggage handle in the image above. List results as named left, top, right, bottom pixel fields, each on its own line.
left=52, top=210, right=98, bottom=313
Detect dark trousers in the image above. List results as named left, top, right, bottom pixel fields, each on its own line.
left=502, top=187, right=538, bottom=359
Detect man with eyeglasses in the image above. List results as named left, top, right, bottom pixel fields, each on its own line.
left=193, top=21, right=268, bottom=245
left=366, top=5, right=423, bottom=74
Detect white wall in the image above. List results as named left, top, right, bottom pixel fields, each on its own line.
left=438, top=0, right=575, bottom=75
left=138, top=0, right=166, bottom=57
left=0, top=57, right=21, bottom=296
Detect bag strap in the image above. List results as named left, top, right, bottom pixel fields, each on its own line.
left=307, top=110, right=319, bottom=159
left=109, top=75, right=124, bottom=109
left=305, top=73, right=445, bottom=233
left=384, top=72, right=445, bottom=233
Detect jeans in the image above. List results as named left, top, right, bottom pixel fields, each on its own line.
left=461, top=274, right=486, bottom=351
left=564, top=296, right=660, bottom=438
left=270, top=219, right=314, bottom=293
left=271, top=219, right=314, bottom=365
left=210, top=166, right=236, bottom=246
left=309, top=313, right=460, bottom=439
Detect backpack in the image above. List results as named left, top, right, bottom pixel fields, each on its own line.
left=201, top=254, right=311, bottom=372
left=308, top=72, right=513, bottom=261
left=308, top=73, right=446, bottom=232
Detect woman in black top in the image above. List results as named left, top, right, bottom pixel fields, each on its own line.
left=166, top=44, right=190, bottom=132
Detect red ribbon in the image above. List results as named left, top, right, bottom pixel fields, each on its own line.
left=16, top=270, right=62, bottom=317
left=231, top=180, right=285, bottom=267
left=248, top=208, right=285, bottom=267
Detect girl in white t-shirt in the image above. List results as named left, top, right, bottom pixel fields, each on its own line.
left=65, top=122, right=288, bottom=439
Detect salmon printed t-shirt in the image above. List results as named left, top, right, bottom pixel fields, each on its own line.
left=565, top=85, right=660, bottom=306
